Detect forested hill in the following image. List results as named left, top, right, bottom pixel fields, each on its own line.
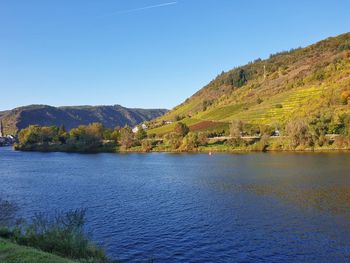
left=149, top=32, right=350, bottom=135
left=0, top=104, right=167, bottom=135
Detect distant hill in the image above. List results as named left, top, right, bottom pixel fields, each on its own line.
left=149, top=32, right=350, bottom=135
left=0, top=104, right=167, bottom=135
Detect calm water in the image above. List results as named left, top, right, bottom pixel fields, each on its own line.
left=1, top=147, right=350, bottom=262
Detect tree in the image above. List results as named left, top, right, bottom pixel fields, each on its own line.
left=102, top=128, right=113, bottom=140
left=135, top=126, right=147, bottom=141
left=141, top=140, right=153, bottom=152
left=87, top=123, right=104, bottom=141
left=338, top=114, right=350, bottom=136
left=340, top=90, right=350, bottom=105
left=111, top=128, right=120, bottom=144
left=58, top=125, right=68, bottom=143
left=69, top=123, right=103, bottom=145
left=120, top=126, right=134, bottom=149
left=285, top=118, right=313, bottom=148
left=197, top=132, right=209, bottom=145
left=174, top=122, right=189, bottom=137
left=164, top=132, right=182, bottom=150
left=180, top=132, right=199, bottom=151
left=230, top=120, right=244, bottom=137
left=18, top=125, right=43, bottom=145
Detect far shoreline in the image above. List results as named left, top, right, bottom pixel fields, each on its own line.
left=12, top=144, right=350, bottom=154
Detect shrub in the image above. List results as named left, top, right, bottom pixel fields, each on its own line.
left=135, top=127, right=147, bottom=144
left=251, top=135, right=270, bottom=152
left=141, top=140, right=153, bottom=152
left=164, top=132, right=182, bottom=150
left=197, top=132, right=209, bottom=145
left=229, top=120, right=244, bottom=137
left=225, top=137, right=247, bottom=148
left=340, top=91, right=350, bottom=105
left=2, top=209, right=111, bottom=263
left=180, top=132, right=199, bottom=151
left=119, top=126, right=134, bottom=149
left=173, top=122, right=189, bottom=137
left=274, top=104, right=283, bottom=109
left=285, top=118, right=313, bottom=148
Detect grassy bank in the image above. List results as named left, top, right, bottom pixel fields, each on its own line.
left=0, top=238, right=77, bottom=263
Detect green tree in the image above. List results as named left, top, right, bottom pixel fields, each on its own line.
left=102, top=128, right=113, bottom=140
left=68, top=123, right=104, bottom=145
left=180, top=132, right=199, bottom=151
left=110, top=128, right=120, bottom=144
left=338, top=113, right=350, bottom=136
left=58, top=125, right=68, bottom=143
left=135, top=126, right=147, bottom=141
left=164, top=132, right=182, bottom=150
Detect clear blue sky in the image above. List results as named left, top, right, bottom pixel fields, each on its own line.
left=0, top=0, right=349, bottom=111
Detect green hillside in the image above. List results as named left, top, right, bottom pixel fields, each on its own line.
left=0, top=238, right=76, bottom=263
left=149, top=32, right=350, bottom=135
left=0, top=104, right=167, bottom=135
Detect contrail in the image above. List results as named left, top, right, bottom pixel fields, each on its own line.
left=104, top=1, right=178, bottom=16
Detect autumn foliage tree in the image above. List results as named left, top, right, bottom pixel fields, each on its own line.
left=119, top=126, right=134, bottom=149
left=174, top=122, right=189, bottom=137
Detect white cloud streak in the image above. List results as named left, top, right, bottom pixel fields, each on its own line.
left=104, top=1, right=178, bottom=16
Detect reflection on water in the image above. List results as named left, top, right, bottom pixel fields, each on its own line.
left=1, top=147, right=350, bottom=262
left=237, top=184, right=350, bottom=216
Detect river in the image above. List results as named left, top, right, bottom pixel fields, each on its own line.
left=1, top=147, right=350, bottom=262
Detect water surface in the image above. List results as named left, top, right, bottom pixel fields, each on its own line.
left=1, top=147, right=350, bottom=262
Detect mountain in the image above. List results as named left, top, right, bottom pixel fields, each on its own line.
left=0, top=104, right=167, bottom=135
left=149, top=32, right=350, bottom=135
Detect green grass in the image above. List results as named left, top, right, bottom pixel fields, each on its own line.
left=0, top=238, right=77, bottom=263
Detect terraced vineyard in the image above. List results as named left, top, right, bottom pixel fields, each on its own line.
left=148, top=32, right=350, bottom=135
left=222, top=86, right=325, bottom=124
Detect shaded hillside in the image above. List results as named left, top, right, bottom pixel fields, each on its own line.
left=0, top=104, right=167, bottom=135
left=149, top=32, right=350, bottom=135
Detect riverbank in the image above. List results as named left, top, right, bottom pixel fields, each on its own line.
left=13, top=140, right=350, bottom=153
left=0, top=238, right=76, bottom=263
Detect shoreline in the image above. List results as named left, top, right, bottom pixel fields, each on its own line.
left=12, top=145, right=350, bottom=154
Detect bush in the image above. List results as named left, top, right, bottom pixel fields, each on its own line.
left=141, top=140, right=153, bottom=152
left=180, top=132, right=199, bottom=151
left=1, top=209, right=112, bottom=263
left=164, top=132, right=182, bottom=150
left=229, top=120, right=244, bottom=137
left=197, top=132, right=209, bottom=145
left=274, top=104, right=283, bottom=109
left=119, top=126, right=134, bottom=149
left=225, top=137, right=247, bottom=148
left=285, top=118, right=313, bottom=148
left=251, top=135, right=270, bottom=152
left=173, top=122, right=189, bottom=137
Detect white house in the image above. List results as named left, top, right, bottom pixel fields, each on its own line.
left=132, top=124, right=148, bottom=133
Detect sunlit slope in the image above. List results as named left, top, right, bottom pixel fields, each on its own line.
left=149, top=32, right=350, bottom=135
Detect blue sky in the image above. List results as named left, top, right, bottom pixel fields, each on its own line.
left=0, top=0, right=349, bottom=111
